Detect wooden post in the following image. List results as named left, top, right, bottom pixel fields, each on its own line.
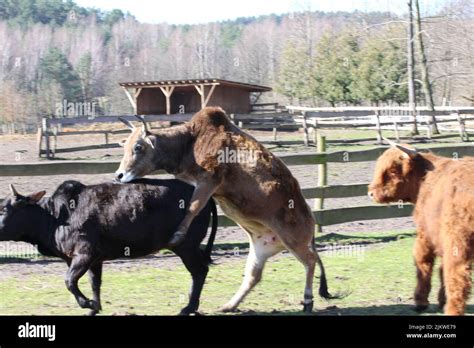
left=302, top=111, right=309, bottom=147
left=394, top=121, right=400, bottom=141
left=36, top=126, right=43, bottom=158
left=426, top=121, right=432, bottom=139
left=52, top=127, right=58, bottom=157
left=42, top=118, right=51, bottom=159
left=199, top=84, right=205, bottom=108
left=159, top=86, right=175, bottom=115
left=314, top=134, right=327, bottom=233
left=375, top=111, right=382, bottom=144
left=272, top=116, right=277, bottom=141
left=104, top=132, right=109, bottom=145
left=456, top=112, right=469, bottom=142
left=311, top=127, right=317, bottom=145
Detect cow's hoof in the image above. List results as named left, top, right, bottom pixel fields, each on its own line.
left=86, top=300, right=101, bottom=312
left=414, top=304, right=429, bottom=312
left=303, top=301, right=314, bottom=314
left=88, top=309, right=99, bottom=316
left=219, top=304, right=238, bottom=313
left=168, top=231, right=186, bottom=247
left=179, top=306, right=197, bottom=316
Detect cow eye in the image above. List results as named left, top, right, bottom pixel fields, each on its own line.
left=134, top=144, right=143, bottom=153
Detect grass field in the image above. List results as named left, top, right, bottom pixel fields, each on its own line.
left=1, top=230, right=472, bottom=316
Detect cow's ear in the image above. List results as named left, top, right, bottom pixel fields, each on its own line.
left=144, top=136, right=155, bottom=150
left=27, top=191, right=46, bottom=203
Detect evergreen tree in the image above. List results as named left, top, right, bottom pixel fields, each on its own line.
left=312, top=32, right=360, bottom=106
left=275, top=41, right=312, bottom=104
left=353, top=38, right=408, bottom=105
left=39, top=47, right=82, bottom=103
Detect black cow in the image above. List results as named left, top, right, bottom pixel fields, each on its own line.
left=0, top=179, right=217, bottom=315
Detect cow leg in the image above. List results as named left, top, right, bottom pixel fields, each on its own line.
left=175, top=247, right=209, bottom=315
left=267, top=221, right=320, bottom=314
left=169, top=182, right=217, bottom=247
left=438, top=264, right=446, bottom=311
left=282, top=238, right=319, bottom=313
left=65, top=254, right=100, bottom=313
left=413, top=232, right=435, bottom=312
left=442, top=242, right=472, bottom=315
left=88, top=262, right=103, bottom=316
left=220, top=232, right=284, bottom=312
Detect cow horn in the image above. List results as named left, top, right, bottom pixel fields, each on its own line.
left=9, top=184, right=20, bottom=197
left=118, top=117, right=135, bottom=131
left=135, top=115, right=149, bottom=134
left=396, top=144, right=418, bottom=158
left=383, top=137, right=418, bottom=158
left=383, top=137, right=398, bottom=147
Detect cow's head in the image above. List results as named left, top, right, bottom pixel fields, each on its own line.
left=115, top=116, right=158, bottom=183
left=0, top=185, right=46, bottom=241
left=368, top=139, right=427, bottom=204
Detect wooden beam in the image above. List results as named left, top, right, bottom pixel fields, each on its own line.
left=159, top=86, right=175, bottom=115
left=122, top=87, right=137, bottom=114
left=203, top=84, right=217, bottom=107
left=194, top=84, right=205, bottom=108
left=135, top=88, right=142, bottom=99
left=314, top=204, right=414, bottom=226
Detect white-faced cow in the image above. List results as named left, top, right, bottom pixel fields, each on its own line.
left=369, top=140, right=474, bottom=315
left=0, top=179, right=217, bottom=315
left=115, top=107, right=340, bottom=313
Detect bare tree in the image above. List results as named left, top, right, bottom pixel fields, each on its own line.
left=407, top=0, right=419, bottom=135
left=415, top=0, right=439, bottom=133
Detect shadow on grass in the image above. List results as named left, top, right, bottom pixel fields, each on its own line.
left=315, top=231, right=415, bottom=247
left=0, top=256, right=60, bottom=264
left=224, top=304, right=474, bottom=316
left=0, top=231, right=416, bottom=264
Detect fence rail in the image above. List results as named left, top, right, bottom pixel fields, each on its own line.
left=36, top=106, right=474, bottom=157
left=1, top=143, right=473, bottom=227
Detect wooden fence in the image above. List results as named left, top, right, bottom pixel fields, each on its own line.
left=3, top=142, right=474, bottom=228
left=37, top=113, right=302, bottom=159
left=37, top=106, right=474, bottom=158
left=287, top=105, right=474, bottom=146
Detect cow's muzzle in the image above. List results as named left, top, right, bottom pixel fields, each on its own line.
left=115, top=170, right=136, bottom=183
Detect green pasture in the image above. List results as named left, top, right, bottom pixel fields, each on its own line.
left=1, top=230, right=472, bottom=315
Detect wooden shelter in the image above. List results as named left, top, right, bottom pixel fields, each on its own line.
left=119, top=78, right=272, bottom=115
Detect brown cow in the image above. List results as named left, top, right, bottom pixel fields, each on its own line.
left=368, top=140, right=474, bottom=315
left=115, top=107, right=339, bottom=313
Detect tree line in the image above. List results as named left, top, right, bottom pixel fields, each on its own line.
left=0, top=0, right=472, bottom=127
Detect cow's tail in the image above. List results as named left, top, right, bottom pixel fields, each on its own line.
left=312, top=236, right=348, bottom=300
left=204, top=198, right=218, bottom=264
